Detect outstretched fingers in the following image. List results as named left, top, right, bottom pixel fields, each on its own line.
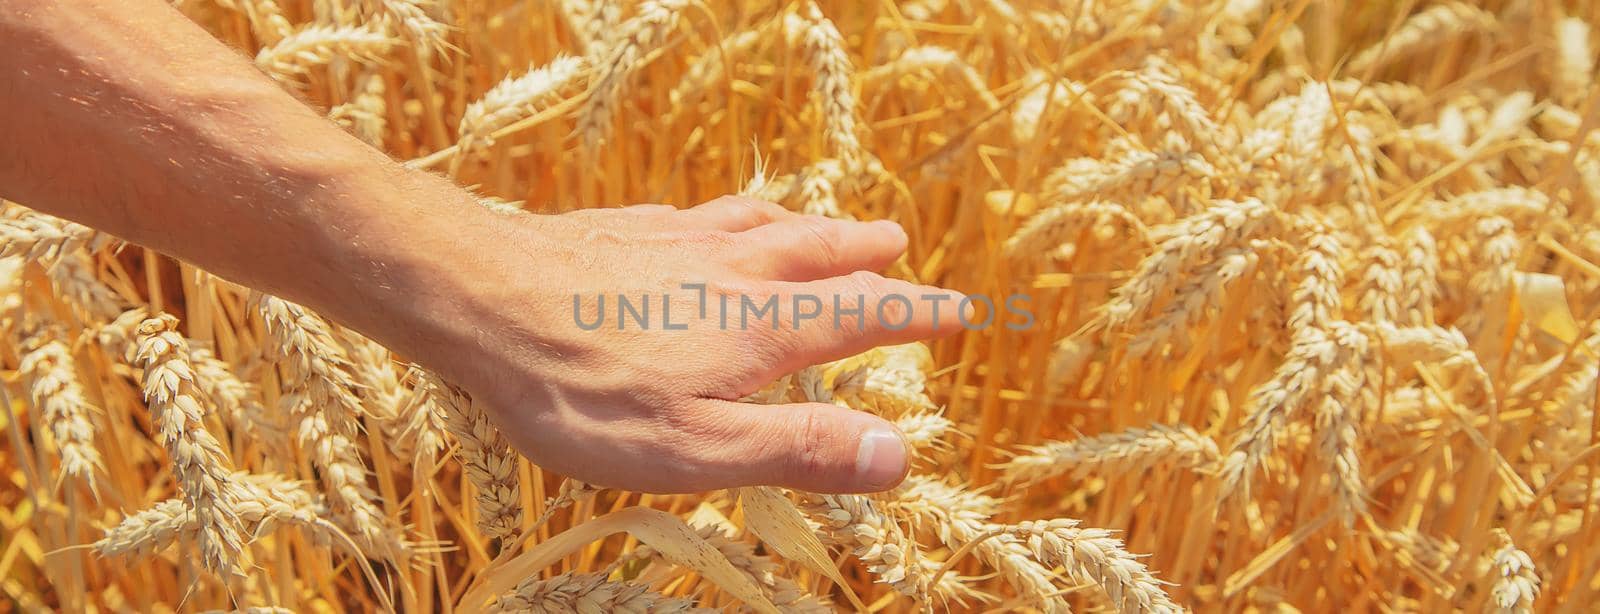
left=763, top=272, right=967, bottom=371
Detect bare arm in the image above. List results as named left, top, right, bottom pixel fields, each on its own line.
left=0, top=1, right=471, bottom=336
left=0, top=0, right=962, bottom=493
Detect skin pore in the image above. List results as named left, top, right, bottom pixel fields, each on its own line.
left=0, top=1, right=966, bottom=493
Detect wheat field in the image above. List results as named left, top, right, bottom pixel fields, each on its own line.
left=2, top=0, right=1599, bottom=611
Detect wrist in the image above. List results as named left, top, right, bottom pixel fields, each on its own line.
left=298, top=168, right=513, bottom=362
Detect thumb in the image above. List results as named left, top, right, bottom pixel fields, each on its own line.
left=701, top=399, right=910, bottom=493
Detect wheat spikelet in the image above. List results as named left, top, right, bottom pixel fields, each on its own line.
left=1045, top=335, right=1097, bottom=397
left=1004, top=201, right=1148, bottom=268
left=390, top=366, right=449, bottom=461
left=1378, top=528, right=1459, bottom=577
left=0, top=209, right=111, bottom=262
left=17, top=329, right=103, bottom=491
left=1125, top=246, right=1260, bottom=358
left=1356, top=243, right=1402, bottom=323
left=1553, top=17, right=1594, bottom=108
left=1486, top=529, right=1539, bottom=613
left=329, top=72, right=388, bottom=147
left=92, top=307, right=151, bottom=364
left=255, top=295, right=403, bottom=560
left=94, top=499, right=192, bottom=560
left=1010, top=519, right=1181, bottom=613
left=1218, top=325, right=1337, bottom=499
left=456, top=55, right=587, bottom=160
left=796, top=159, right=847, bottom=218
left=1287, top=227, right=1345, bottom=331
left=96, top=472, right=330, bottom=559
left=1277, top=82, right=1333, bottom=185
left=1218, top=229, right=1347, bottom=499
left=1399, top=226, right=1439, bottom=326
left=1369, top=323, right=1474, bottom=365
left=1000, top=424, right=1218, bottom=486
left=1458, top=217, right=1519, bottom=339
left=1368, top=322, right=1498, bottom=433
left=189, top=346, right=280, bottom=445
left=862, top=45, right=998, bottom=110
left=1540, top=330, right=1600, bottom=456
left=1317, top=322, right=1372, bottom=524
left=557, top=0, right=617, bottom=56
left=1011, top=71, right=1092, bottom=142
left=133, top=314, right=244, bottom=576
left=894, top=411, right=953, bottom=455
left=576, top=0, right=689, bottom=152
left=47, top=253, right=126, bottom=322
left=1104, top=198, right=1276, bottom=330
left=1040, top=144, right=1216, bottom=207
left=1328, top=78, right=1426, bottom=113
left=364, top=0, right=449, bottom=53
left=803, top=493, right=932, bottom=603
left=821, top=345, right=938, bottom=417
left=1116, top=59, right=1221, bottom=157
left=211, top=0, right=294, bottom=45
left=1429, top=187, right=1553, bottom=227
left=669, top=28, right=765, bottom=107
left=487, top=572, right=705, bottom=613
left=420, top=371, right=523, bottom=542
left=1347, top=3, right=1498, bottom=74
left=796, top=1, right=865, bottom=171
left=254, top=24, right=395, bottom=82
left=892, top=477, right=1068, bottom=613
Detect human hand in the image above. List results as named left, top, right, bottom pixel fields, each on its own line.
left=403, top=196, right=964, bottom=494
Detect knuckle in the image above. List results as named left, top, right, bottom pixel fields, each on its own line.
left=846, top=270, right=886, bottom=299
left=800, top=220, right=843, bottom=270
left=788, top=410, right=836, bottom=482
left=680, top=229, right=735, bottom=250
left=747, top=198, right=790, bottom=219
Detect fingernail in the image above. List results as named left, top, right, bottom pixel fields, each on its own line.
left=957, top=292, right=975, bottom=321
left=856, top=428, right=909, bottom=490
left=874, top=220, right=907, bottom=242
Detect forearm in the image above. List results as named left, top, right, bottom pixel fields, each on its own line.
left=0, top=0, right=490, bottom=349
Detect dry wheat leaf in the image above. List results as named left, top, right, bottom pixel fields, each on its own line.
left=1515, top=272, right=1580, bottom=344
left=459, top=506, right=778, bottom=613
left=737, top=486, right=868, bottom=610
